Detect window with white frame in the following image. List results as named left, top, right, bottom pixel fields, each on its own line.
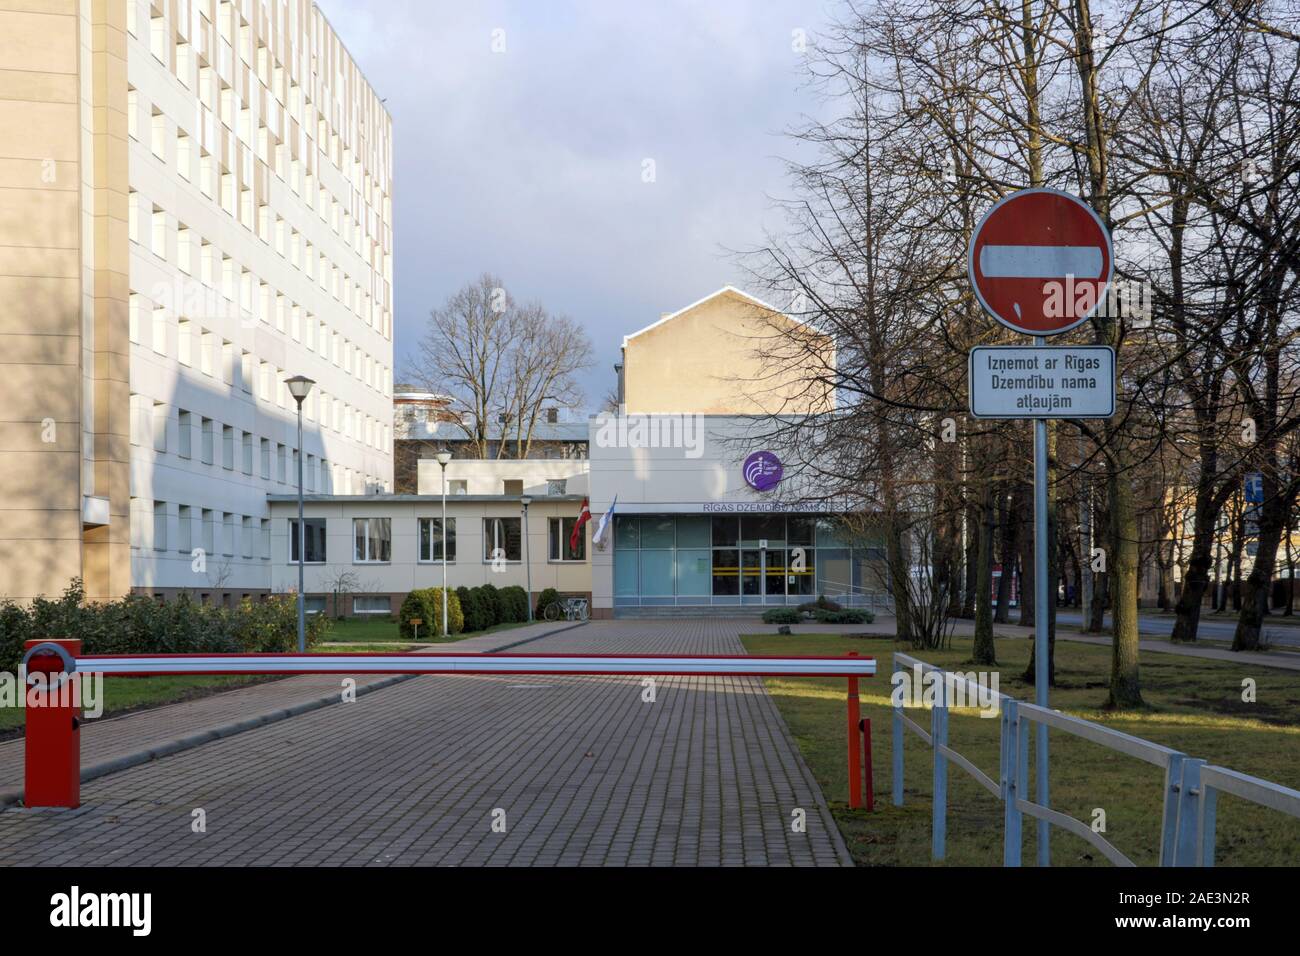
left=353, top=596, right=391, bottom=616
left=549, top=517, right=586, bottom=561
left=289, top=518, right=327, bottom=564
left=418, top=517, right=456, bottom=562
left=353, top=517, right=391, bottom=563
left=482, top=517, right=521, bottom=562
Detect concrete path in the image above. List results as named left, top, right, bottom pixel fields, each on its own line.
left=0, top=620, right=850, bottom=867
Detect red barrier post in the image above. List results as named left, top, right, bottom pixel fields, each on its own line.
left=861, top=718, right=875, bottom=812
left=847, top=652, right=862, bottom=809
left=23, top=639, right=82, bottom=809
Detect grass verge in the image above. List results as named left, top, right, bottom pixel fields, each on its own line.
left=742, top=630, right=1300, bottom=866
left=0, top=675, right=273, bottom=738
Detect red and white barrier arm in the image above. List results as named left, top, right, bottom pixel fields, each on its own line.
left=70, top=652, right=877, bottom=679
left=21, top=641, right=876, bottom=811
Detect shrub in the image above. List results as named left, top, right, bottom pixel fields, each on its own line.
left=813, top=609, right=872, bottom=624
left=401, top=588, right=463, bottom=639
left=479, top=583, right=504, bottom=627
left=798, top=594, right=842, bottom=613
left=456, top=586, right=484, bottom=633
left=762, top=608, right=801, bottom=625
left=536, top=587, right=560, bottom=620
left=0, top=581, right=323, bottom=672
left=498, top=586, right=529, bottom=623
left=399, top=590, right=436, bottom=640
left=430, top=587, right=464, bottom=636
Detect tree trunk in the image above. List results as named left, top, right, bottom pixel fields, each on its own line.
left=1234, top=471, right=1285, bottom=651
left=1017, top=482, right=1035, bottom=627
left=1171, top=478, right=1220, bottom=643
left=1106, top=464, right=1144, bottom=708
left=1089, top=570, right=1108, bottom=631
left=994, top=485, right=1015, bottom=623
left=1287, top=529, right=1295, bottom=615
left=972, top=478, right=997, bottom=665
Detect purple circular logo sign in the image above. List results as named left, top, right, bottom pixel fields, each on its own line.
left=743, top=451, right=784, bottom=492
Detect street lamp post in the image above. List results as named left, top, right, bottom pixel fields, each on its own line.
left=435, top=451, right=452, bottom=636
left=521, top=495, right=533, bottom=622
left=286, top=375, right=315, bottom=653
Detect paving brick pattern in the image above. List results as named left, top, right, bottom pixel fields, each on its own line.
left=0, top=620, right=851, bottom=866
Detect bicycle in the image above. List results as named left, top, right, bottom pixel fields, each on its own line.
left=542, top=598, right=589, bottom=622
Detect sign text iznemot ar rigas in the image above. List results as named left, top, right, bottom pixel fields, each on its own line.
left=968, top=345, right=1115, bottom=419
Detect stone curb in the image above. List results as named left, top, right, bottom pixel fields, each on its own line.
left=0, top=620, right=587, bottom=809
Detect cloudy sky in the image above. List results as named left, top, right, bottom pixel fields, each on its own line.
left=316, top=0, right=838, bottom=410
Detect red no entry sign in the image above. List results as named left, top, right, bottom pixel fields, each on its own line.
left=969, top=188, right=1112, bottom=335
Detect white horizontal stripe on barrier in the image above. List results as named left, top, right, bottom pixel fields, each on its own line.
left=71, top=654, right=877, bottom=678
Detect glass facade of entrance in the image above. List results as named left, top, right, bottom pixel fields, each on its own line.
left=613, top=514, right=885, bottom=607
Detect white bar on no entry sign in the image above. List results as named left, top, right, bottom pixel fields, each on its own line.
left=980, top=245, right=1103, bottom=279
left=969, top=345, right=1115, bottom=419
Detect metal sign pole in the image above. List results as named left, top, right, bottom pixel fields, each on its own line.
left=968, top=188, right=1113, bottom=869
left=1033, top=335, right=1050, bottom=866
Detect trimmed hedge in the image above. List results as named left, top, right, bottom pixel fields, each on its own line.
left=479, top=583, right=504, bottom=627
left=762, top=608, right=801, bottom=624
left=398, top=587, right=464, bottom=640
left=498, top=586, right=529, bottom=623
left=0, top=580, right=330, bottom=674
left=759, top=605, right=873, bottom=626
left=456, top=586, right=487, bottom=633
left=812, top=609, right=873, bottom=624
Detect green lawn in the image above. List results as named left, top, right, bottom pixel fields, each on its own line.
left=741, top=630, right=1300, bottom=867
left=323, top=616, right=532, bottom=644
left=0, top=675, right=273, bottom=736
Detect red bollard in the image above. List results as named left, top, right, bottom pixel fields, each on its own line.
left=847, top=653, right=862, bottom=809
left=23, top=639, right=82, bottom=809
left=861, top=718, right=875, bottom=812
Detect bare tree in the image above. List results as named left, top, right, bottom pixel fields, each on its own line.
left=408, top=275, right=593, bottom=459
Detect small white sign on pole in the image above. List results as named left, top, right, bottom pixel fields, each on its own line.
left=968, top=345, right=1115, bottom=419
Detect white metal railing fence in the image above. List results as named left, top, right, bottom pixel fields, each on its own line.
left=890, top=653, right=1300, bottom=866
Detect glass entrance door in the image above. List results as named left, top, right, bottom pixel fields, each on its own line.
left=764, top=548, right=788, bottom=604
left=741, top=549, right=763, bottom=605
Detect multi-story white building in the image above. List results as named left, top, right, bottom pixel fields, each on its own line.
left=122, top=1, right=395, bottom=602
left=1, top=0, right=392, bottom=606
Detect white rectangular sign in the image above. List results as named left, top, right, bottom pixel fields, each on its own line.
left=968, top=345, right=1115, bottom=419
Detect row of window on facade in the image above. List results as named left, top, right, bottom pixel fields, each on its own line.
left=136, top=501, right=271, bottom=561
left=128, top=0, right=393, bottom=213
left=127, top=53, right=393, bottom=337
left=287, top=517, right=590, bottom=565
left=129, top=399, right=385, bottom=496
left=125, top=194, right=392, bottom=397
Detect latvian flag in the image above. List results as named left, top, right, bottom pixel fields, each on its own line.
left=570, top=498, right=592, bottom=556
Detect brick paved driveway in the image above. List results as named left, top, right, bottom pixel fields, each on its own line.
left=0, top=620, right=851, bottom=866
